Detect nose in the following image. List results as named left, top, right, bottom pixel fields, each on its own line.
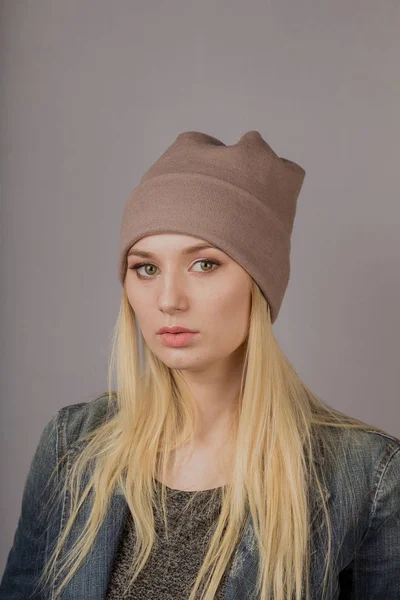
left=157, top=273, right=189, bottom=313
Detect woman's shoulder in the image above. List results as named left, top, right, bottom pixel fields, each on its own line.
left=56, top=392, right=116, bottom=454
left=322, top=423, right=400, bottom=462
left=316, top=423, right=400, bottom=501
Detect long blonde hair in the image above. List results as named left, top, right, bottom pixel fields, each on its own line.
left=36, top=279, right=386, bottom=599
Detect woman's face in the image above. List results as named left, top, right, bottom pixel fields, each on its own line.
left=125, top=233, right=252, bottom=372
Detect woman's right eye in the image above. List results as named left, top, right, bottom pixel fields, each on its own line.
left=129, top=263, right=157, bottom=277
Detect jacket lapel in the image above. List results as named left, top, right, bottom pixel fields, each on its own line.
left=57, top=449, right=128, bottom=599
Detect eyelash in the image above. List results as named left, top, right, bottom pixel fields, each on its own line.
left=128, top=259, right=221, bottom=279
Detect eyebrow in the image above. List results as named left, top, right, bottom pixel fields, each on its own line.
left=127, top=243, right=218, bottom=259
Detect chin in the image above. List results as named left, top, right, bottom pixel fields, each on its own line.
left=158, top=352, right=206, bottom=371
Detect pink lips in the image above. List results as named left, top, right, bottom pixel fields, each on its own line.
left=158, top=332, right=198, bottom=347
left=157, top=325, right=197, bottom=334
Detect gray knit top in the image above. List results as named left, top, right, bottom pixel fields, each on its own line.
left=105, top=479, right=233, bottom=599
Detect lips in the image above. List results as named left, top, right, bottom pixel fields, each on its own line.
left=157, top=325, right=197, bottom=334
left=158, top=331, right=198, bottom=347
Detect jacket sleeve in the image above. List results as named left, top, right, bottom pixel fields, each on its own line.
left=0, top=410, right=63, bottom=599
left=339, top=443, right=400, bottom=598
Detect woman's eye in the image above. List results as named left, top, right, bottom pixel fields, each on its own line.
left=128, top=259, right=220, bottom=278
left=192, top=259, right=220, bottom=273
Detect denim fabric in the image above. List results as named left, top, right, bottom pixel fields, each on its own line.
left=1, top=394, right=399, bottom=599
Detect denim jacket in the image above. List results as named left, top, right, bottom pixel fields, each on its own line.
left=1, top=394, right=400, bottom=599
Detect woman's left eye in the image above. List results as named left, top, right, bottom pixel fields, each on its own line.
left=128, top=259, right=220, bottom=278
left=191, top=259, right=220, bottom=272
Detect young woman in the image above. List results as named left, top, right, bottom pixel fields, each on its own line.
left=1, top=131, right=399, bottom=600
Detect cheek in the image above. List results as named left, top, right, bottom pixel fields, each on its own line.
left=209, top=291, right=251, bottom=337
left=222, top=284, right=251, bottom=315
left=125, top=286, right=149, bottom=323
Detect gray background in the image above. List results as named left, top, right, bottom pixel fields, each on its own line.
left=1, top=0, right=399, bottom=572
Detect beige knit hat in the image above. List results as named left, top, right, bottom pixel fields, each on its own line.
left=118, top=130, right=306, bottom=324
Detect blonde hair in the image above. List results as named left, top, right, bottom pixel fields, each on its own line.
left=36, top=279, right=386, bottom=600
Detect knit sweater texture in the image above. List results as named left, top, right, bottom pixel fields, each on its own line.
left=105, top=480, right=234, bottom=599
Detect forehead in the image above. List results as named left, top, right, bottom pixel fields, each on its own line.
left=128, top=234, right=220, bottom=257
